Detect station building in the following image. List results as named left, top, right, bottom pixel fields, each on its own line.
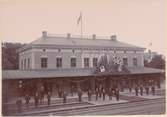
left=2, top=31, right=165, bottom=102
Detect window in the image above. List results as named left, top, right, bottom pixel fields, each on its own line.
left=27, top=58, right=30, bottom=69
left=71, top=58, right=76, bottom=67
left=84, top=58, right=89, bottom=68
left=21, top=59, right=23, bottom=70
left=133, top=58, right=137, bottom=66
left=56, top=58, right=62, bottom=68
left=72, top=49, right=75, bottom=54
left=93, top=58, right=98, bottom=67
left=43, top=49, right=46, bottom=52
left=58, top=49, right=61, bottom=52
left=24, top=59, right=26, bottom=70
left=123, top=58, right=128, bottom=66
left=41, top=57, right=47, bottom=68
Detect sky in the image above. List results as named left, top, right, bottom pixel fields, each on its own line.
left=0, top=0, right=166, bottom=55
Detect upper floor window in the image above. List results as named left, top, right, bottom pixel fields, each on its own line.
left=41, top=57, right=47, bottom=68
left=123, top=58, right=128, bottom=66
left=93, top=58, right=98, bottom=67
left=24, top=59, right=26, bottom=70
left=58, top=49, right=61, bottom=52
left=84, top=58, right=89, bottom=68
left=43, top=49, right=46, bottom=52
left=133, top=58, right=137, bottom=67
left=72, top=49, right=75, bottom=54
left=21, top=59, right=23, bottom=70
left=71, top=58, right=76, bottom=68
left=56, top=57, right=62, bottom=68
left=27, top=58, right=30, bottom=69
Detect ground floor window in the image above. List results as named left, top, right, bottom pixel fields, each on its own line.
left=41, top=57, right=48, bottom=68
left=93, top=58, right=98, bottom=67
left=56, top=57, right=62, bottom=68
left=84, top=58, right=89, bottom=68
left=24, top=59, right=26, bottom=70
left=27, top=58, right=30, bottom=69
left=71, top=58, right=76, bottom=68
left=123, top=58, right=128, bottom=66
left=133, top=58, right=137, bottom=67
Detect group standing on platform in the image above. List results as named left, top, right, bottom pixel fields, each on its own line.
left=15, top=82, right=157, bottom=113
left=133, top=85, right=156, bottom=96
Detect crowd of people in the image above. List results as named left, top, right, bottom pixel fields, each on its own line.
left=15, top=84, right=157, bottom=113
left=16, top=90, right=52, bottom=112
left=133, top=85, right=156, bottom=96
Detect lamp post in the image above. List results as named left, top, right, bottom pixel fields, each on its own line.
left=18, top=80, right=23, bottom=97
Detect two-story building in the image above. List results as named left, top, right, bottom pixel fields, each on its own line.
left=2, top=31, right=164, bottom=102
left=19, top=31, right=145, bottom=70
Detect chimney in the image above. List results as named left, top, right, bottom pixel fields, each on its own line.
left=67, top=33, right=71, bottom=39
left=110, top=35, right=117, bottom=41
left=42, top=31, right=47, bottom=38
left=92, top=34, right=96, bottom=39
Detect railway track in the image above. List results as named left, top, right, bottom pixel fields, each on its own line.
left=3, top=96, right=85, bottom=114
left=84, top=99, right=165, bottom=115
left=18, top=97, right=165, bottom=116
left=5, top=101, right=92, bottom=116
left=3, top=89, right=165, bottom=116
left=59, top=98, right=165, bottom=116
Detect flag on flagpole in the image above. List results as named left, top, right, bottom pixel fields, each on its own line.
left=100, top=66, right=105, bottom=72
left=77, top=12, right=82, bottom=26
left=148, top=42, right=152, bottom=47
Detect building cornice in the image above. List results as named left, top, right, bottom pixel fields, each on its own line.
left=19, top=44, right=145, bottom=53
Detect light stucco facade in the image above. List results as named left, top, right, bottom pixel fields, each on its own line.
left=19, top=32, right=145, bottom=70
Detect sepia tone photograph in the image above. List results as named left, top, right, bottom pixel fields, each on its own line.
left=1, top=0, right=166, bottom=116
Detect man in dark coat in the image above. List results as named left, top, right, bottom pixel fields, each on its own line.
left=87, top=89, right=92, bottom=101
left=108, top=88, right=112, bottom=100
left=102, top=89, right=106, bottom=101
left=135, top=86, right=139, bottom=96
left=99, top=87, right=102, bottom=98
left=47, top=92, right=51, bottom=105
left=115, top=88, right=120, bottom=101
left=63, top=91, right=67, bottom=103
left=25, top=94, right=30, bottom=108
left=151, top=86, right=155, bottom=95
left=112, top=89, right=115, bottom=97
left=140, top=87, right=143, bottom=96
left=95, top=88, right=98, bottom=101
left=129, top=86, right=132, bottom=93
left=78, top=89, right=82, bottom=102
left=16, top=98, right=22, bottom=113
left=34, top=92, right=39, bottom=108
left=145, top=86, right=149, bottom=95
left=71, top=86, right=74, bottom=96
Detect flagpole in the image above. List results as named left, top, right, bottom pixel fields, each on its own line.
left=81, top=12, right=83, bottom=39
left=148, top=42, right=152, bottom=62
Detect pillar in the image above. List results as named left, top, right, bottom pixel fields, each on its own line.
left=120, top=79, right=124, bottom=92
left=2, top=80, right=8, bottom=103
left=76, top=81, right=81, bottom=91
left=91, top=78, right=95, bottom=93
left=157, top=77, right=161, bottom=89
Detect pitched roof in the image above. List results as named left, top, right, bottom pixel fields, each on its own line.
left=2, top=67, right=164, bottom=80
left=30, top=36, right=144, bottom=50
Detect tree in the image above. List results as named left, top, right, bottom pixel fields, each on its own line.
left=2, top=42, right=25, bottom=70
left=144, top=55, right=165, bottom=69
